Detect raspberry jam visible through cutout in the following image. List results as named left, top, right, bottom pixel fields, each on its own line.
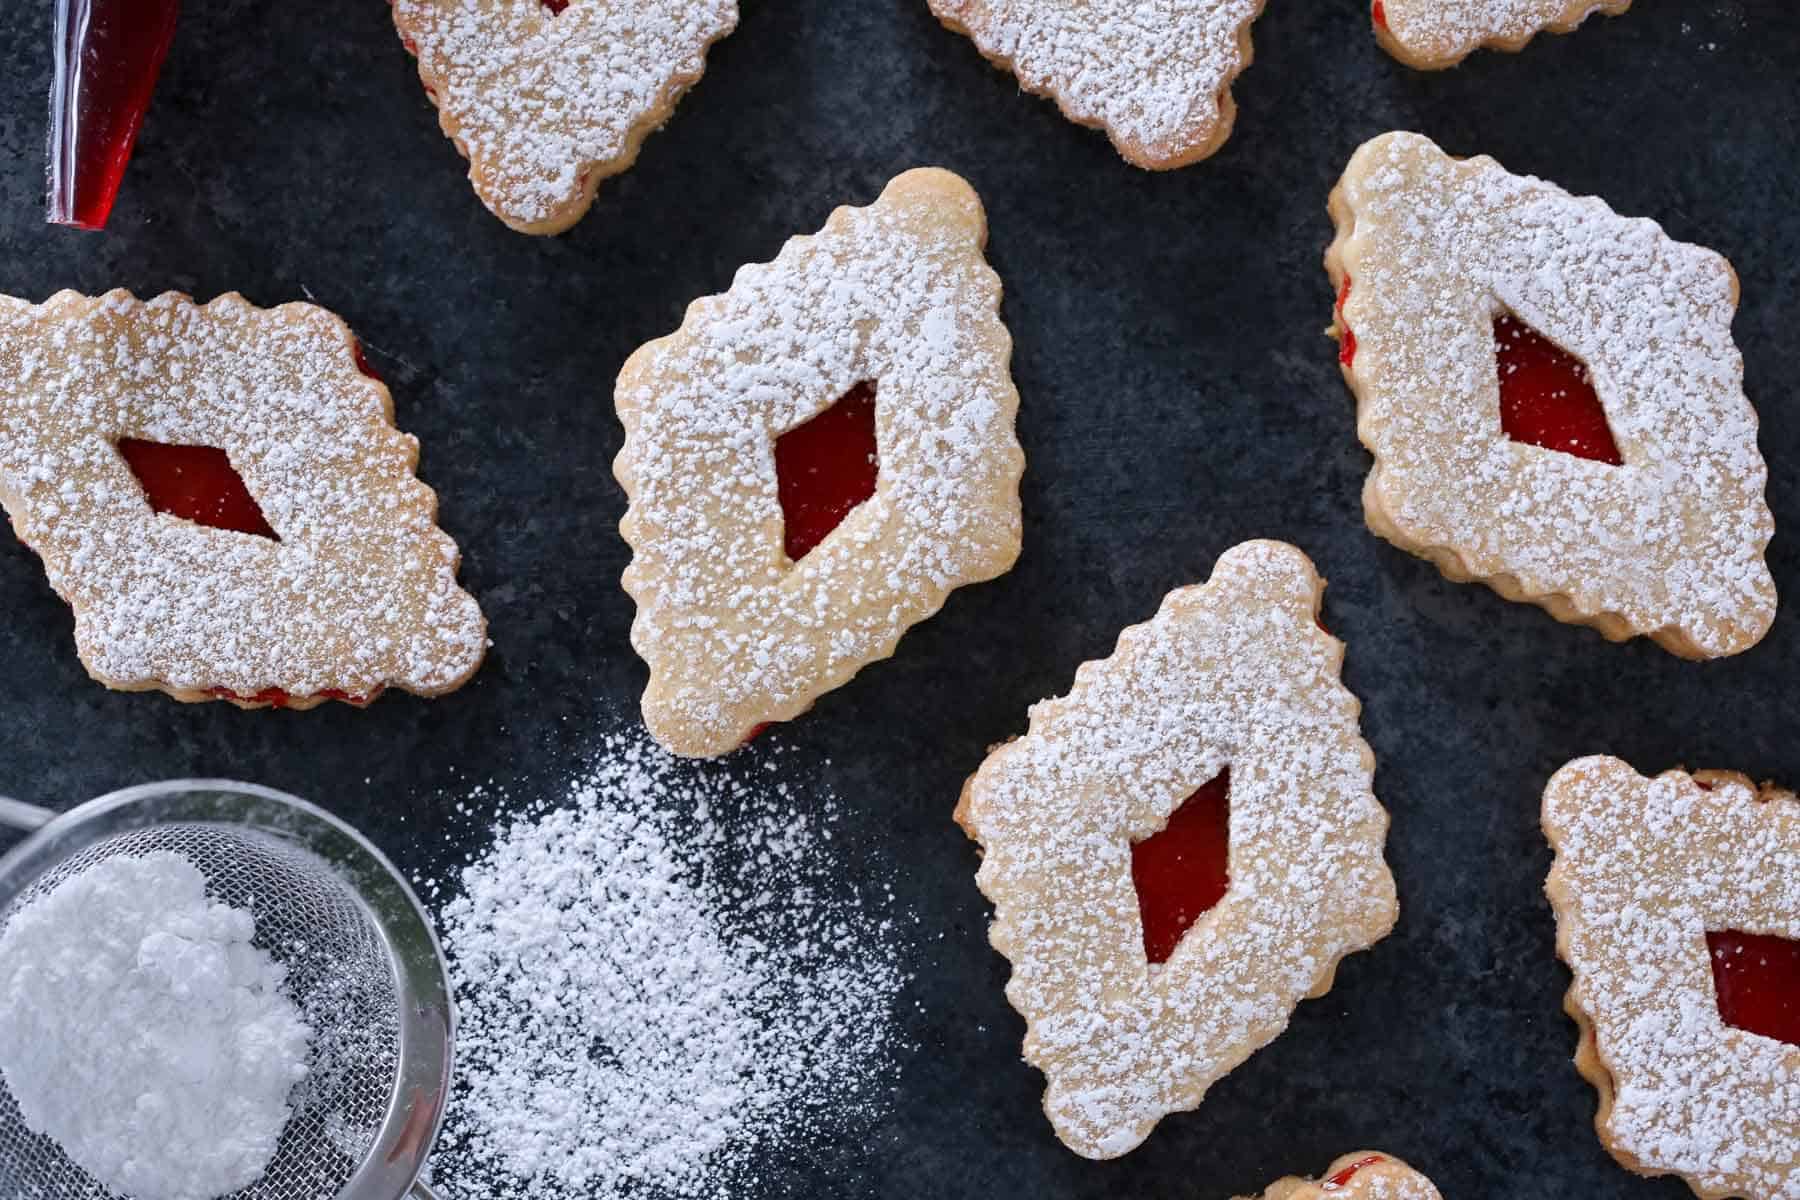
left=1325, top=1155, right=1386, bottom=1190
left=117, top=440, right=278, bottom=540
left=1706, top=930, right=1800, bottom=1048
left=774, top=381, right=879, bottom=562
left=1494, top=314, right=1622, bottom=465
left=541, top=0, right=570, bottom=11
left=1131, top=769, right=1231, bottom=964
left=47, top=0, right=182, bottom=230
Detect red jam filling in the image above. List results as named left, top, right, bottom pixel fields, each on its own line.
left=1494, top=314, right=1621, bottom=465
left=352, top=340, right=383, bottom=383
left=774, top=381, right=879, bottom=562
left=1131, top=769, right=1231, bottom=964
left=48, top=0, right=182, bottom=230
left=116, top=439, right=278, bottom=540
left=1371, top=0, right=1388, bottom=31
left=541, top=0, right=570, bottom=11
left=207, top=686, right=378, bottom=708
left=1335, top=277, right=1357, bottom=367
left=1707, top=931, right=1800, bottom=1047
left=1325, top=1155, right=1387, bottom=1190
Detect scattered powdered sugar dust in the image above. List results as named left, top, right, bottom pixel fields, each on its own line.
left=432, top=726, right=911, bottom=1198
left=0, top=851, right=312, bottom=1200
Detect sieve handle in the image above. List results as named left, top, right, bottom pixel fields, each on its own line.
left=409, top=1180, right=444, bottom=1200
left=0, top=796, right=54, bottom=833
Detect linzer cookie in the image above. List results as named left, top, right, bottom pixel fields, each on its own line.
left=926, top=0, right=1266, bottom=169
left=956, top=540, right=1397, bottom=1158
left=393, top=0, right=738, bottom=234
left=0, top=290, right=487, bottom=708
left=614, top=168, right=1024, bottom=759
left=1543, top=757, right=1800, bottom=1200
left=1242, top=1152, right=1444, bottom=1199
left=1372, top=0, right=1632, bottom=70
left=1326, top=131, right=1776, bottom=660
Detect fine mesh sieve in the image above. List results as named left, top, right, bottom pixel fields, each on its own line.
left=0, top=781, right=452, bottom=1200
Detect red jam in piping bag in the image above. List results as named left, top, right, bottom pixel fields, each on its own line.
left=47, top=0, right=182, bottom=230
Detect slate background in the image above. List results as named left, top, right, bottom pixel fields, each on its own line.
left=0, top=2, right=1797, bottom=1197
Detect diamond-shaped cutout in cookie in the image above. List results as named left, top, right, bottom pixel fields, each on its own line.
left=1327, top=132, right=1776, bottom=659
left=1132, top=768, right=1230, bottom=964
left=615, top=169, right=1023, bottom=758
left=958, top=541, right=1396, bottom=1157
left=775, top=381, right=879, bottom=562
left=0, top=289, right=487, bottom=708
left=1494, top=314, right=1620, bottom=465
left=1543, top=759, right=1800, bottom=1198
left=1707, top=930, right=1800, bottom=1048
left=117, top=438, right=279, bottom=540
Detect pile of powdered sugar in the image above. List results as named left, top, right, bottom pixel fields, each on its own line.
left=0, top=851, right=312, bottom=1200
left=429, top=728, right=910, bottom=1198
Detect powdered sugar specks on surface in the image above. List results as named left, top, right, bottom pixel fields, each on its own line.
left=0, top=289, right=488, bottom=703
left=927, top=0, right=1265, bottom=168
left=614, top=168, right=1023, bottom=758
left=393, top=0, right=738, bottom=232
left=0, top=852, right=312, bottom=1200
left=1327, top=132, right=1775, bottom=659
left=1376, top=0, right=1631, bottom=68
left=960, top=540, right=1398, bottom=1159
left=1543, top=758, right=1800, bottom=1200
left=432, top=726, right=910, bottom=1198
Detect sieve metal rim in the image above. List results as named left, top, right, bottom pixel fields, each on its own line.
left=0, top=779, right=453, bottom=1200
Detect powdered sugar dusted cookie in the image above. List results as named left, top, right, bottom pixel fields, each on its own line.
left=615, top=168, right=1024, bottom=759
left=1543, top=757, right=1800, bottom=1200
left=0, top=290, right=487, bottom=708
left=1243, top=1152, right=1444, bottom=1200
left=1373, top=0, right=1632, bottom=70
left=393, top=0, right=738, bottom=235
left=1326, top=132, right=1775, bottom=660
left=927, top=0, right=1267, bottom=169
left=957, top=540, right=1397, bottom=1158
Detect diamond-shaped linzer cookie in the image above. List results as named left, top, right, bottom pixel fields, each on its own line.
left=614, top=168, right=1024, bottom=759
left=0, top=290, right=487, bottom=709
left=1372, top=0, right=1632, bottom=70
left=1326, top=132, right=1776, bottom=660
left=393, top=0, right=739, bottom=235
left=1544, top=758, right=1800, bottom=1200
left=1241, top=1152, right=1445, bottom=1200
left=956, top=540, right=1397, bottom=1158
left=926, top=0, right=1267, bottom=169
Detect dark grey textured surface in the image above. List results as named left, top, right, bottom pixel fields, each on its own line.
left=1, top=2, right=1797, bottom=1197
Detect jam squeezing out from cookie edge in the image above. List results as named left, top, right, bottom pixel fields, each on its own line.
left=1325, top=1155, right=1386, bottom=1189
left=775, top=380, right=880, bottom=563
left=1131, top=769, right=1231, bottom=964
